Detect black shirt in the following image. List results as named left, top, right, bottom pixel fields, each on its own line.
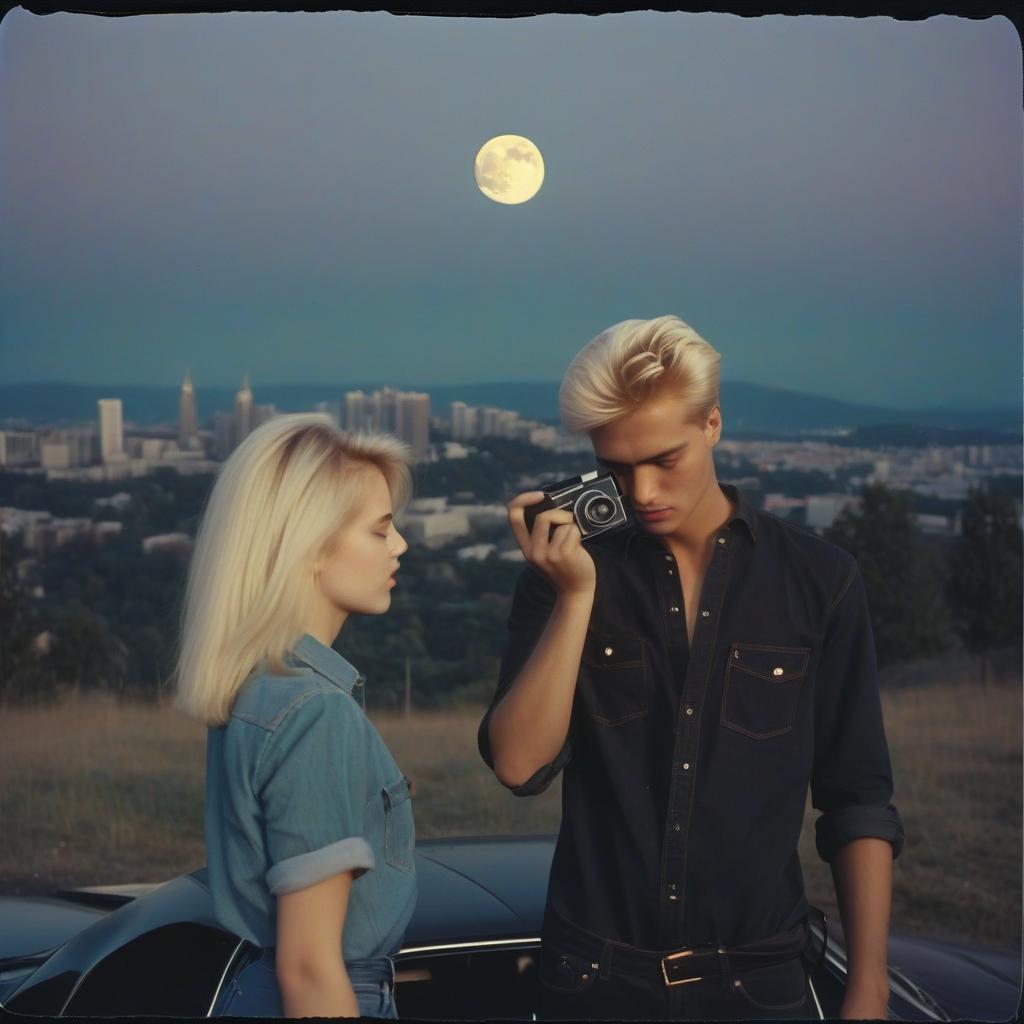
left=478, top=482, right=904, bottom=950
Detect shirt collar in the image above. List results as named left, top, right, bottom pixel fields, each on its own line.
left=290, top=633, right=365, bottom=695
left=623, top=481, right=758, bottom=557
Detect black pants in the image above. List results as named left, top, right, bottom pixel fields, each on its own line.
left=537, top=914, right=820, bottom=1021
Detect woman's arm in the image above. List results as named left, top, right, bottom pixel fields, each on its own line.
left=275, top=869, right=359, bottom=1018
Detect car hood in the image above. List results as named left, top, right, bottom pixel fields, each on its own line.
left=886, top=932, right=1022, bottom=1022
left=0, top=896, right=109, bottom=964
left=403, top=835, right=554, bottom=947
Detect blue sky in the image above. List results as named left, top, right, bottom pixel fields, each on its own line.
left=0, top=10, right=1020, bottom=411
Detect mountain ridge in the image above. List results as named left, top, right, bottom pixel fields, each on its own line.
left=1, top=380, right=1019, bottom=434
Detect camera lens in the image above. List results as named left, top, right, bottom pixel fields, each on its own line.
left=585, top=497, right=615, bottom=526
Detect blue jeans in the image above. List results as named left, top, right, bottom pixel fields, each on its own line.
left=216, top=947, right=398, bottom=1018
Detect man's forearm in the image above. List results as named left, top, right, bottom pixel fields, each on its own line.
left=489, top=588, right=594, bottom=787
left=830, top=836, right=894, bottom=1016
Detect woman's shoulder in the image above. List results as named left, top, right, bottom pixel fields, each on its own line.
left=230, top=662, right=360, bottom=734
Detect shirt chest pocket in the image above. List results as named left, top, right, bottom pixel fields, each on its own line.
left=577, top=630, right=649, bottom=727
left=720, top=643, right=811, bottom=740
left=381, top=776, right=415, bottom=874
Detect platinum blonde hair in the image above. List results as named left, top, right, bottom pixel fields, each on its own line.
left=559, top=315, right=722, bottom=434
left=173, top=413, right=412, bottom=726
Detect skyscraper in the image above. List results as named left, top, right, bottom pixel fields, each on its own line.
left=373, top=387, right=399, bottom=434
left=450, top=401, right=480, bottom=441
left=213, top=411, right=235, bottom=460
left=345, top=390, right=370, bottom=432
left=178, top=369, right=199, bottom=451
left=97, top=398, right=124, bottom=463
left=396, top=392, right=431, bottom=461
left=234, top=374, right=253, bottom=446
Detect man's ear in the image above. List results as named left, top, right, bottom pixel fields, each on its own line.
left=705, top=405, right=723, bottom=446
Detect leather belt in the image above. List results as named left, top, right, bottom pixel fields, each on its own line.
left=545, top=907, right=823, bottom=989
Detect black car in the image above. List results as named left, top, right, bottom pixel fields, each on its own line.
left=1, top=836, right=1019, bottom=1020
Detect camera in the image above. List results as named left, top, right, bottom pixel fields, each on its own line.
left=523, top=470, right=632, bottom=542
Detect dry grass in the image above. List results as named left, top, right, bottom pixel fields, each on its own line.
left=0, top=674, right=1019, bottom=953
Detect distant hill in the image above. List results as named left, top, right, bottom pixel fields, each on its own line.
left=0, top=380, right=1019, bottom=439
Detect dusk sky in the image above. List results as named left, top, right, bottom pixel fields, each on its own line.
left=1, top=9, right=1020, bottom=411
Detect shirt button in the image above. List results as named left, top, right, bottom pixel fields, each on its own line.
left=717, top=536, right=727, bottom=545
left=664, top=553, right=673, bottom=562
left=701, top=610, right=710, bottom=618
left=673, top=823, right=681, bottom=831
left=669, top=605, right=680, bottom=613
left=682, top=763, right=690, bottom=770
left=604, top=646, right=614, bottom=656
left=685, top=706, right=694, bottom=716
left=667, top=568, right=674, bottom=576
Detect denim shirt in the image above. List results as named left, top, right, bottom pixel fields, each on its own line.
left=479, top=482, right=903, bottom=950
left=205, top=633, right=416, bottom=960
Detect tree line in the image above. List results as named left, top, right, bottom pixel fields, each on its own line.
left=1, top=457, right=1019, bottom=706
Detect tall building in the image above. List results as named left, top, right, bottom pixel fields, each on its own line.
left=480, top=407, right=502, bottom=436
left=178, top=369, right=199, bottom=451
left=451, top=401, right=473, bottom=440
left=97, top=398, right=124, bottom=463
left=62, top=426, right=96, bottom=466
left=213, top=411, right=235, bottom=460
left=234, top=374, right=253, bottom=446
left=345, top=390, right=370, bottom=432
left=254, top=403, right=277, bottom=428
left=0, top=431, right=38, bottom=467
left=373, top=387, right=399, bottom=434
left=396, top=392, right=430, bottom=461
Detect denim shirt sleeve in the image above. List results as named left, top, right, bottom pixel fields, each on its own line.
left=811, top=557, right=906, bottom=862
left=255, top=689, right=376, bottom=895
left=478, top=563, right=573, bottom=797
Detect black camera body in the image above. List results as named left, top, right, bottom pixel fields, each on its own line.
left=523, top=470, right=632, bottom=542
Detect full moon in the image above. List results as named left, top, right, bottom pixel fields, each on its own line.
left=474, top=135, right=545, bottom=205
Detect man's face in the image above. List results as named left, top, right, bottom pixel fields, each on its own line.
left=590, top=390, right=721, bottom=539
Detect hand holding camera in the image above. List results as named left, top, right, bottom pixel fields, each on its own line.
left=507, top=470, right=631, bottom=597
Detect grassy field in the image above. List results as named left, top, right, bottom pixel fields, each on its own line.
left=1, top=661, right=1019, bottom=954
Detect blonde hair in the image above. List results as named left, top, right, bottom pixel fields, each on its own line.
left=173, top=413, right=412, bottom=726
left=559, top=315, right=722, bottom=434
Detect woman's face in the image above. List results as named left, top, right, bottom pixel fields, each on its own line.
left=314, top=467, right=408, bottom=619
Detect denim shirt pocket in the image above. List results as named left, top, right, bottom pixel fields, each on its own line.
left=720, top=642, right=811, bottom=739
left=381, top=776, right=415, bottom=874
left=577, top=629, right=649, bottom=727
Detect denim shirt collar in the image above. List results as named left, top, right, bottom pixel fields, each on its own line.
left=623, top=481, right=758, bottom=558
left=290, top=633, right=366, bottom=695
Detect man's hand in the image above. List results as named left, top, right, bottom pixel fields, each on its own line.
left=507, top=491, right=596, bottom=597
left=839, top=978, right=890, bottom=1020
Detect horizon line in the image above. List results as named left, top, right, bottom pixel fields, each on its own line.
left=1, top=379, right=1018, bottom=416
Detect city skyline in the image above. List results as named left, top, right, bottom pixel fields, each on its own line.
left=0, top=11, right=1019, bottom=412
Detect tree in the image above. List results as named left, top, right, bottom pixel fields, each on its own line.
left=946, top=487, right=1023, bottom=687
left=825, top=483, right=954, bottom=668
left=0, top=532, right=56, bottom=704
left=45, top=600, right=128, bottom=693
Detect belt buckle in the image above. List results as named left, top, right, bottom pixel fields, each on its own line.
left=661, top=947, right=703, bottom=987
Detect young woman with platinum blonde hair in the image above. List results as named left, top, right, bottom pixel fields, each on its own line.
left=174, top=413, right=415, bottom=1019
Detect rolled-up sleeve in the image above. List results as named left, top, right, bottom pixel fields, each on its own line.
left=256, top=691, right=375, bottom=894
left=811, top=557, right=905, bottom=863
left=478, top=563, right=572, bottom=797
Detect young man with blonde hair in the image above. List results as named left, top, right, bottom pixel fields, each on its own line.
left=478, top=315, right=904, bottom=1020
